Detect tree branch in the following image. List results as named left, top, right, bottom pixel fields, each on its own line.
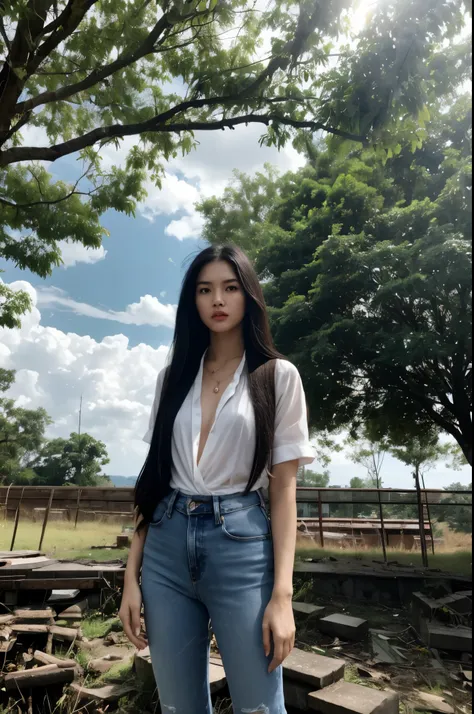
left=15, top=12, right=173, bottom=115
left=0, top=107, right=366, bottom=166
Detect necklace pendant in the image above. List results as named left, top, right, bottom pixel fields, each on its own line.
left=213, top=386, right=220, bottom=394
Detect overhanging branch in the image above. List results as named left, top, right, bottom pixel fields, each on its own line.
left=0, top=110, right=366, bottom=166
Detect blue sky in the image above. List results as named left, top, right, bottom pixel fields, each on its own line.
left=1, top=122, right=471, bottom=491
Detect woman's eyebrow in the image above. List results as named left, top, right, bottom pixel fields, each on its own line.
left=197, top=278, right=239, bottom=286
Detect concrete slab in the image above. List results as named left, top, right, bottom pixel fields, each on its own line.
left=437, top=592, right=472, bottom=615
left=420, top=621, right=472, bottom=653
left=293, top=602, right=327, bottom=618
left=318, top=614, right=369, bottom=641
left=283, top=648, right=345, bottom=690
left=308, top=681, right=399, bottom=714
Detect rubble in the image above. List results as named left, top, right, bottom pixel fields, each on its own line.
left=308, top=681, right=399, bottom=714
left=318, top=614, right=369, bottom=641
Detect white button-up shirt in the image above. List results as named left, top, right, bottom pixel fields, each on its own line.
left=144, top=354, right=315, bottom=495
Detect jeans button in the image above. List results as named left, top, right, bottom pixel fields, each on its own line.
left=189, top=501, right=196, bottom=511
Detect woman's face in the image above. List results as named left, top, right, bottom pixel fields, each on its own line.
left=196, top=260, right=246, bottom=334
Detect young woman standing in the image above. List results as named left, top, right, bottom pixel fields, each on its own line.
left=120, top=245, right=314, bottom=714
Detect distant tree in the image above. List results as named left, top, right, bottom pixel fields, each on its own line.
left=298, top=469, right=330, bottom=488
left=437, top=482, right=472, bottom=533
left=0, top=368, right=51, bottom=484
left=31, top=432, right=110, bottom=487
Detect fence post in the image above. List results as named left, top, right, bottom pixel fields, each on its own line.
left=318, top=490, right=325, bottom=548
left=376, top=482, right=388, bottom=564
left=74, top=488, right=82, bottom=529
left=414, top=470, right=429, bottom=568
left=9, top=487, right=25, bottom=552
left=39, top=488, right=55, bottom=551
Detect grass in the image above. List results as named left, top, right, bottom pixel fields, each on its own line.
left=296, top=525, right=472, bottom=576
left=0, top=517, right=132, bottom=560
left=80, top=615, right=122, bottom=639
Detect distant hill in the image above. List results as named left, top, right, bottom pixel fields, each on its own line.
left=108, top=475, right=137, bottom=487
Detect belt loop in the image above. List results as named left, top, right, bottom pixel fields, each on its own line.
left=212, top=496, right=221, bottom=525
left=166, top=489, right=179, bottom=518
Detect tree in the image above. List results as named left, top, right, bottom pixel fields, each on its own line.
left=298, top=469, right=330, bottom=487
left=0, top=368, right=51, bottom=484
left=0, top=0, right=469, bottom=327
left=199, top=88, right=473, bottom=463
left=437, top=481, right=472, bottom=533
left=31, top=432, right=110, bottom=486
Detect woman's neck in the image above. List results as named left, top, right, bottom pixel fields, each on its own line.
left=207, top=327, right=244, bottom=364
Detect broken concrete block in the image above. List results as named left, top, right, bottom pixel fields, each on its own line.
left=308, top=680, right=399, bottom=714
left=293, top=602, right=327, bottom=618
left=437, top=592, right=472, bottom=615
left=70, top=682, right=135, bottom=703
left=318, top=614, right=369, bottom=641
left=89, top=654, right=125, bottom=674
left=284, top=679, right=313, bottom=710
left=58, top=599, right=89, bottom=621
left=420, top=621, right=472, bottom=653
left=406, top=691, right=454, bottom=714
left=134, top=647, right=155, bottom=692
left=283, top=648, right=345, bottom=690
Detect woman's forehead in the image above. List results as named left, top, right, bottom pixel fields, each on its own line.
left=197, top=260, right=238, bottom=283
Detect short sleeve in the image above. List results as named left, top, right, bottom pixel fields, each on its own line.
left=272, top=360, right=315, bottom=467
left=143, top=367, right=166, bottom=444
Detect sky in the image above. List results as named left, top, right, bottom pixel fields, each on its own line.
left=0, top=6, right=471, bottom=491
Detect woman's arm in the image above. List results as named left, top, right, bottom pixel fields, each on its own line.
left=119, top=515, right=149, bottom=650
left=262, top=459, right=298, bottom=672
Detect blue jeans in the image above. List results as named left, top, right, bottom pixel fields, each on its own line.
left=141, top=488, right=287, bottom=714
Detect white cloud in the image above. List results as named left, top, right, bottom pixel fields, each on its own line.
left=0, top=281, right=169, bottom=476
left=36, top=286, right=177, bottom=328
left=58, top=241, right=108, bottom=268
left=98, top=124, right=306, bottom=241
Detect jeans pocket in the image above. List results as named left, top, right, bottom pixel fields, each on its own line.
left=149, top=498, right=169, bottom=527
left=221, top=504, right=271, bottom=541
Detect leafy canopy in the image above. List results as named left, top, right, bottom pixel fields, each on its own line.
left=0, top=0, right=470, bottom=326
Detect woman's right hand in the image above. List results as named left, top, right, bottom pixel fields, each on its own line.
left=119, top=576, right=148, bottom=650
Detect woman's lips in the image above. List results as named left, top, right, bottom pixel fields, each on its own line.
left=212, top=313, right=228, bottom=321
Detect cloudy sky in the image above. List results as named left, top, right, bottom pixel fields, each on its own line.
left=1, top=5, right=471, bottom=490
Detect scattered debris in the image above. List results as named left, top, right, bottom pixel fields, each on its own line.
left=406, top=690, right=455, bottom=714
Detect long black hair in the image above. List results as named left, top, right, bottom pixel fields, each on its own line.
left=134, top=244, right=281, bottom=525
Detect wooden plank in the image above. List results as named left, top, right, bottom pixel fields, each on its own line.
left=0, top=637, right=16, bottom=653
left=33, top=650, right=77, bottom=668
left=13, top=608, right=56, bottom=622
left=4, top=664, right=75, bottom=690
left=16, top=578, right=104, bottom=590
left=0, top=551, right=43, bottom=559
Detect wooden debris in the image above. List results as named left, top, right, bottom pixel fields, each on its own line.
left=4, top=664, right=75, bottom=690
left=0, top=637, right=16, bottom=653
left=33, top=650, right=77, bottom=669
left=58, top=598, right=88, bottom=620
left=0, top=614, right=15, bottom=625
left=14, top=608, right=55, bottom=622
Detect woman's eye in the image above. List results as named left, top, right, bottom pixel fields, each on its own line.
left=226, top=285, right=239, bottom=292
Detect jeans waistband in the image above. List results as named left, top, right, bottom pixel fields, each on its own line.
left=165, top=488, right=266, bottom=526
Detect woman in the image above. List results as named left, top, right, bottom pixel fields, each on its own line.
left=119, top=244, right=314, bottom=714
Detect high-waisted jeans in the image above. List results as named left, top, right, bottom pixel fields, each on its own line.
left=141, top=488, right=287, bottom=714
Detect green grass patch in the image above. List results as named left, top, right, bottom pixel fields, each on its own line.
left=81, top=616, right=121, bottom=640
left=296, top=546, right=472, bottom=576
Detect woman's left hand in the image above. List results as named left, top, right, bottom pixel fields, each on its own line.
left=262, top=594, right=296, bottom=673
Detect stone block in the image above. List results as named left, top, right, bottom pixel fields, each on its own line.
left=293, top=602, right=327, bottom=618
left=284, top=679, right=313, bottom=710
left=134, top=648, right=227, bottom=694
left=420, top=621, right=472, bottom=653
left=318, top=614, right=369, bottom=641
left=283, top=648, right=345, bottom=690
left=308, top=681, right=399, bottom=714
left=437, top=592, right=472, bottom=615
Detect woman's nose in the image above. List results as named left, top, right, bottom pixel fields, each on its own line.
left=213, top=292, right=225, bottom=306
